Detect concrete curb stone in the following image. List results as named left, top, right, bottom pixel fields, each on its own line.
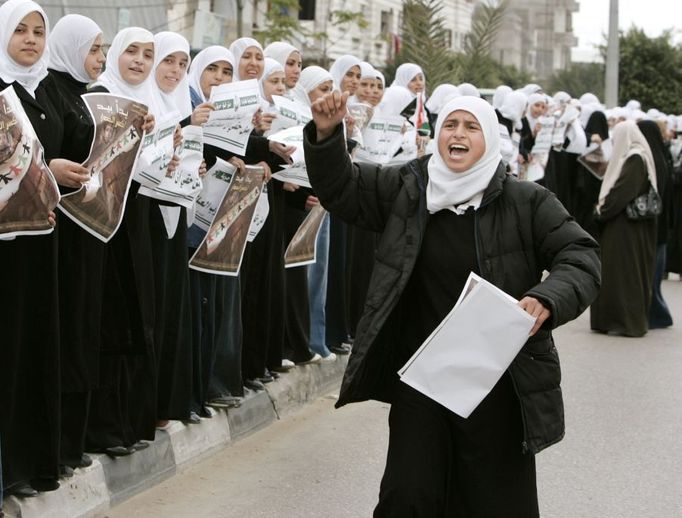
left=2, top=356, right=348, bottom=518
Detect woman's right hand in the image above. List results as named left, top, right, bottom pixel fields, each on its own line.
left=305, top=195, right=320, bottom=211
left=311, top=91, right=350, bottom=141
left=191, top=102, right=214, bottom=126
left=48, top=158, right=90, bottom=188
left=227, top=156, right=246, bottom=174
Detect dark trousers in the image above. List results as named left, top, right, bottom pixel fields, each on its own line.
left=375, top=376, right=538, bottom=518
left=649, top=244, right=673, bottom=328
left=60, top=391, right=91, bottom=467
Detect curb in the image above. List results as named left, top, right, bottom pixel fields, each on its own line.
left=3, top=357, right=348, bottom=518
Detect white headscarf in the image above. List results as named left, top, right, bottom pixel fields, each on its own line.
left=579, top=92, right=600, bottom=106
left=376, top=85, right=413, bottom=117
left=229, top=37, right=263, bottom=81
left=259, top=57, right=284, bottom=105
left=392, top=63, right=424, bottom=91
left=553, top=91, right=571, bottom=108
left=597, top=120, right=657, bottom=213
left=425, top=84, right=460, bottom=114
left=375, top=70, right=386, bottom=88
left=359, top=61, right=377, bottom=80
left=263, top=41, right=298, bottom=68
left=150, top=31, right=192, bottom=120
left=522, top=83, right=543, bottom=96
left=492, top=85, right=512, bottom=110
left=329, top=54, right=361, bottom=91
left=48, top=14, right=101, bottom=84
left=0, top=0, right=49, bottom=97
left=500, top=91, right=528, bottom=129
left=93, top=27, right=155, bottom=106
left=187, top=45, right=235, bottom=103
left=293, top=65, right=333, bottom=106
left=525, top=92, right=546, bottom=129
left=458, top=82, right=480, bottom=98
left=426, top=96, right=502, bottom=214
left=626, top=99, right=641, bottom=111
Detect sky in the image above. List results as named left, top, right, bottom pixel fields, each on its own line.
left=572, top=0, right=682, bottom=62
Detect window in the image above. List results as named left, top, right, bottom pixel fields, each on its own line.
left=299, top=0, right=315, bottom=20
left=380, top=10, right=393, bottom=36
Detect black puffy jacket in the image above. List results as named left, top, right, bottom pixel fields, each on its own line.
left=304, top=123, right=601, bottom=454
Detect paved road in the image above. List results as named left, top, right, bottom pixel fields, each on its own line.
left=106, top=281, right=682, bottom=518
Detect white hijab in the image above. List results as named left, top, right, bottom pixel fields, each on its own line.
left=151, top=31, right=192, bottom=120
left=93, top=27, right=155, bottom=106
left=48, top=14, right=101, bottom=85
left=293, top=65, right=332, bottom=106
left=522, top=83, right=543, bottom=96
left=425, top=84, right=460, bottom=114
left=376, top=85, right=413, bottom=117
left=525, top=92, right=546, bottom=129
left=187, top=45, right=235, bottom=103
left=597, top=120, right=657, bottom=213
left=500, top=91, right=528, bottom=129
left=263, top=41, right=298, bottom=68
left=426, top=96, right=502, bottom=214
left=492, top=85, right=512, bottom=110
left=229, top=37, right=263, bottom=81
left=392, top=63, right=424, bottom=95
left=458, top=83, right=481, bottom=98
left=0, top=0, right=50, bottom=97
left=259, top=57, right=284, bottom=105
left=329, top=54, right=361, bottom=92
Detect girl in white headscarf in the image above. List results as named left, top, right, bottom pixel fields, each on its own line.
left=392, top=63, right=425, bottom=98
left=354, top=61, right=379, bottom=105
left=304, top=89, right=600, bottom=517
left=591, top=120, right=657, bottom=337
left=0, top=0, right=74, bottom=496
left=150, top=31, right=192, bottom=122
left=264, top=41, right=301, bottom=89
left=294, top=65, right=333, bottom=106
left=87, top=27, right=160, bottom=456
left=46, top=12, right=108, bottom=476
left=492, top=85, right=512, bottom=111
left=256, top=57, right=285, bottom=134
left=329, top=54, right=361, bottom=94
left=229, top=37, right=264, bottom=81
left=188, top=45, right=234, bottom=104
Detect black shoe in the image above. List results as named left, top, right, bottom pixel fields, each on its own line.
left=77, top=454, right=93, bottom=468
left=59, top=465, right=75, bottom=478
left=207, top=396, right=243, bottom=408
left=244, top=378, right=266, bottom=391
left=257, top=370, right=274, bottom=383
left=184, top=411, right=201, bottom=424
left=104, top=445, right=135, bottom=457
left=269, top=370, right=281, bottom=379
left=329, top=344, right=351, bottom=355
left=132, top=441, right=149, bottom=451
left=9, top=483, right=38, bottom=498
left=31, top=477, right=60, bottom=492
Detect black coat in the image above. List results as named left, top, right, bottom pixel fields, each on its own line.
left=0, top=78, right=62, bottom=489
left=304, top=123, right=601, bottom=454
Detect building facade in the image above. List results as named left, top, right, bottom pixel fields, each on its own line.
left=490, top=0, right=579, bottom=81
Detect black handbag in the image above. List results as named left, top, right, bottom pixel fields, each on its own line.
left=625, top=184, right=662, bottom=220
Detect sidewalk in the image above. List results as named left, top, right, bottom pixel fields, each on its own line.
left=3, top=358, right=348, bottom=518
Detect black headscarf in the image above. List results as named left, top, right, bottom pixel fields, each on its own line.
left=585, top=111, right=609, bottom=142
left=638, top=119, right=671, bottom=243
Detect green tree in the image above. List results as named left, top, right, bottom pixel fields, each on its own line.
left=547, top=62, right=605, bottom=100
left=457, top=0, right=508, bottom=86
left=615, top=27, right=682, bottom=113
left=388, top=0, right=459, bottom=89
left=252, top=0, right=305, bottom=44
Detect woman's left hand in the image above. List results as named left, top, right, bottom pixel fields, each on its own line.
left=518, top=296, right=551, bottom=336
left=142, top=113, right=155, bottom=133
left=166, top=154, right=181, bottom=175
left=173, top=124, right=183, bottom=149
left=198, top=160, right=207, bottom=178
left=48, top=210, right=56, bottom=227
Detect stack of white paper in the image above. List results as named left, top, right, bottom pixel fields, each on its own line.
left=398, top=273, right=536, bottom=418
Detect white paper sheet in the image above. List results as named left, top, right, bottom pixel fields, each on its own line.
left=269, top=125, right=310, bottom=188
left=398, top=272, right=536, bottom=418
left=193, top=158, right=236, bottom=232
left=267, top=95, right=312, bottom=136
left=204, top=79, right=260, bottom=155
left=354, top=116, right=405, bottom=165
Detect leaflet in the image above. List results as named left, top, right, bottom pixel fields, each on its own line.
left=204, top=79, right=260, bottom=155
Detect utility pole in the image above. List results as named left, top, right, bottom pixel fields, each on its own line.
left=604, top=0, right=619, bottom=107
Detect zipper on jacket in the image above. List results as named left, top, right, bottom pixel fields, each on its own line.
left=509, top=368, right=530, bottom=454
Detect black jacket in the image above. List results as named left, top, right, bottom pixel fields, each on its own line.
left=304, top=123, right=601, bottom=454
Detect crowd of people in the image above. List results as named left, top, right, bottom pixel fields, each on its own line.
left=0, top=0, right=679, bottom=514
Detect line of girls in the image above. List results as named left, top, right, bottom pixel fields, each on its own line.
left=0, top=0, right=430, bottom=505
left=488, top=84, right=678, bottom=338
